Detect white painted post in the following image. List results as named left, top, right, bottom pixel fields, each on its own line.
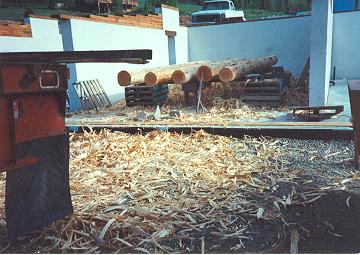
left=309, top=0, right=334, bottom=106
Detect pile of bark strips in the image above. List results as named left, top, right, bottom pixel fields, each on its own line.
left=1, top=130, right=359, bottom=253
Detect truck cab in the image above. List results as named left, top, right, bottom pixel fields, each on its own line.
left=191, top=0, right=245, bottom=24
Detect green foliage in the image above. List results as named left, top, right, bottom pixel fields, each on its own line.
left=152, top=0, right=178, bottom=8
left=143, top=0, right=153, bottom=14
left=113, top=0, right=123, bottom=13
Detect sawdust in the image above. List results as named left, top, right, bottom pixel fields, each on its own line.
left=284, top=77, right=309, bottom=107
left=0, top=130, right=298, bottom=253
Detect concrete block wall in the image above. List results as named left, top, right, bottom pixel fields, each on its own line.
left=60, top=5, right=189, bottom=111
left=332, top=11, right=360, bottom=79
left=188, top=16, right=312, bottom=77
left=0, top=17, right=63, bottom=52
left=1, top=9, right=360, bottom=110
left=61, top=18, right=170, bottom=110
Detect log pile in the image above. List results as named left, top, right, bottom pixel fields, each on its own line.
left=118, top=55, right=278, bottom=87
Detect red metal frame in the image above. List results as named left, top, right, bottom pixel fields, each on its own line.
left=0, top=64, right=68, bottom=173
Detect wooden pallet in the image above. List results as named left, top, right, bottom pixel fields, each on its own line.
left=241, top=79, right=285, bottom=107
left=125, top=84, right=168, bottom=107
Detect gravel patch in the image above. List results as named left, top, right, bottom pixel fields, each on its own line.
left=277, top=138, right=357, bottom=188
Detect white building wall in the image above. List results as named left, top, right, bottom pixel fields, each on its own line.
left=332, top=11, right=360, bottom=79
left=0, top=17, right=63, bottom=52
left=161, top=5, right=180, bottom=31
left=309, top=0, right=333, bottom=106
left=66, top=18, right=170, bottom=106
left=188, top=16, right=311, bottom=77
left=175, top=26, right=189, bottom=64
left=61, top=5, right=189, bottom=111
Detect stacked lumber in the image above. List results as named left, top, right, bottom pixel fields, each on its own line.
left=0, top=21, right=32, bottom=37
left=51, top=13, right=163, bottom=29
left=118, top=56, right=278, bottom=87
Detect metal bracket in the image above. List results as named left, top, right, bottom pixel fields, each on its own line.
left=196, top=73, right=206, bottom=114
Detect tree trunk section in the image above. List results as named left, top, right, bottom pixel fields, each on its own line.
left=196, top=58, right=247, bottom=83
left=118, top=69, right=148, bottom=86
left=118, top=61, right=204, bottom=86
left=218, top=55, right=278, bottom=83
left=144, top=61, right=205, bottom=86
left=171, top=61, right=210, bottom=84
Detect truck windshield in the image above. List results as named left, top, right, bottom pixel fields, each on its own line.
left=202, top=1, right=230, bottom=10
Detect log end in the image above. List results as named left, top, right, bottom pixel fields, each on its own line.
left=118, top=70, right=131, bottom=86
left=145, top=72, right=157, bottom=86
left=219, top=67, right=234, bottom=83
left=197, top=65, right=212, bottom=83
left=172, top=70, right=185, bottom=84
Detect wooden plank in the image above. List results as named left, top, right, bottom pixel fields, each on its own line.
left=51, top=13, right=162, bottom=29
left=28, top=14, right=58, bottom=20
left=0, top=23, right=32, bottom=37
left=244, top=87, right=279, bottom=92
left=296, top=57, right=310, bottom=88
left=241, top=95, right=283, bottom=101
left=66, top=120, right=353, bottom=128
left=243, top=101, right=281, bottom=107
left=165, top=30, right=177, bottom=37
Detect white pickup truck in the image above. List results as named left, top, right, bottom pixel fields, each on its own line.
left=191, top=0, right=246, bottom=24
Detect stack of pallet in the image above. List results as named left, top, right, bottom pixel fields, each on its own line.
left=118, top=56, right=280, bottom=107
left=0, top=21, right=32, bottom=37
left=125, top=84, right=168, bottom=107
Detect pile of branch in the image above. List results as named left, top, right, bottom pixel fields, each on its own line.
left=118, top=56, right=278, bottom=87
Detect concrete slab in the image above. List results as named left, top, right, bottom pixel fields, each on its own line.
left=328, top=79, right=351, bottom=115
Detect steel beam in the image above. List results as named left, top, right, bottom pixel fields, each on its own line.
left=0, top=50, right=152, bottom=64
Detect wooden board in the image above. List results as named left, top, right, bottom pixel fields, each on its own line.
left=0, top=23, right=32, bottom=37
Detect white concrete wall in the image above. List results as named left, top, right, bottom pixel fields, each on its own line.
left=60, top=5, right=189, bottom=111
left=188, top=16, right=311, bottom=77
left=0, top=17, right=63, bottom=52
left=309, top=0, right=333, bottom=106
left=162, top=5, right=180, bottom=31
left=175, top=26, right=189, bottom=64
left=332, top=11, right=360, bottom=79
left=65, top=18, right=170, bottom=106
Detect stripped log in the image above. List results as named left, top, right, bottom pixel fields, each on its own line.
left=118, top=69, right=148, bottom=86
left=172, top=61, right=210, bottom=84
left=119, top=61, right=204, bottom=87
left=196, top=58, right=246, bottom=83
left=219, top=56, right=278, bottom=83
left=145, top=69, right=175, bottom=86
left=144, top=61, right=204, bottom=86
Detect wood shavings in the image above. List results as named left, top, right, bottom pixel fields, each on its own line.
left=69, top=83, right=285, bottom=125
left=0, top=130, right=336, bottom=253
